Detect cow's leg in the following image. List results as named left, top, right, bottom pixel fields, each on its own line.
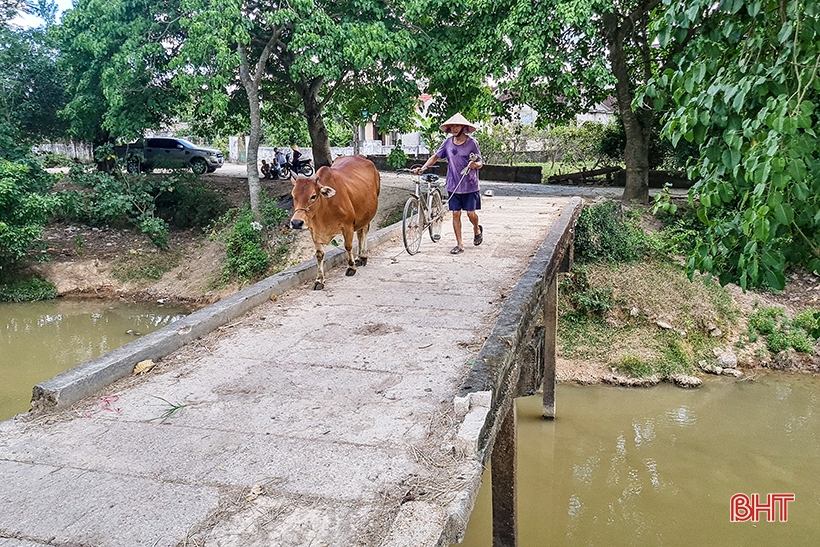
left=314, top=246, right=326, bottom=290
left=343, top=227, right=357, bottom=276
left=354, top=223, right=370, bottom=267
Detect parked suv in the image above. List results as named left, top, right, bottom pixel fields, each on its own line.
left=115, top=138, right=224, bottom=174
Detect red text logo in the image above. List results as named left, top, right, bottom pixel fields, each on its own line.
left=731, top=493, right=794, bottom=522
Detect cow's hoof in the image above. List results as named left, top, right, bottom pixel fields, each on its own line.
left=345, top=267, right=357, bottom=277
left=355, top=257, right=368, bottom=267
left=313, top=281, right=324, bottom=290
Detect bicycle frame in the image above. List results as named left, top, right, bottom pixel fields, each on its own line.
left=398, top=169, right=446, bottom=255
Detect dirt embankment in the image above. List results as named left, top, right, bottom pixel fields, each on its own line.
left=28, top=171, right=411, bottom=308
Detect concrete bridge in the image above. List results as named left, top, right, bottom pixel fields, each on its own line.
left=0, top=192, right=582, bottom=546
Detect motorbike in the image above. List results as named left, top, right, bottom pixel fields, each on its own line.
left=280, top=156, right=314, bottom=178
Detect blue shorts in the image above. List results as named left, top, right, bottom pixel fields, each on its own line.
left=448, top=191, right=481, bottom=212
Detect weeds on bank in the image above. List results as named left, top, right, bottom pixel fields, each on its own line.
left=743, top=305, right=820, bottom=354
left=211, top=196, right=291, bottom=285
left=111, top=250, right=181, bottom=281
left=559, top=199, right=738, bottom=379
left=0, top=276, right=57, bottom=302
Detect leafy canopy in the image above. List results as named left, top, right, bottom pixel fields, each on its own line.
left=654, top=0, right=820, bottom=289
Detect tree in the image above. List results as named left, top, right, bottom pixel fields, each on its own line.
left=403, top=0, right=507, bottom=126
left=55, top=0, right=185, bottom=145
left=655, top=0, right=820, bottom=289
left=0, top=1, right=65, bottom=154
left=177, top=0, right=418, bottom=219
left=491, top=0, right=694, bottom=202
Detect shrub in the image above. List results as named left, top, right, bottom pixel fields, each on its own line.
left=574, top=200, right=649, bottom=264
left=793, top=309, right=820, bottom=339
left=559, top=266, right=615, bottom=321
left=154, top=173, right=228, bottom=229
left=616, top=355, right=654, bottom=377
left=386, top=143, right=408, bottom=169
left=260, top=197, right=289, bottom=226
left=0, top=158, right=59, bottom=278
left=0, top=276, right=57, bottom=302
left=748, top=305, right=819, bottom=354
left=222, top=207, right=269, bottom=282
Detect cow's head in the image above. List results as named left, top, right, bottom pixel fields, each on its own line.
left=290, top=173, right=336, bottom=230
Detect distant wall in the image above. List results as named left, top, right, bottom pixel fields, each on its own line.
left=366, top=156, right=543, bottom=184
left=33, top=142, right=94, bottom=161
left=228, top=136, right=429, bottom=163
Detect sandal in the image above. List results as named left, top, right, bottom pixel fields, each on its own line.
left=474, top=225, right=483, bottom=246
left=450, top=246, right=464, bottom=254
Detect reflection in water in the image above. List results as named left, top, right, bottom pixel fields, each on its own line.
left=1, top=299, right=187, bottom=421
left=457, top=378, right=820, bottom=546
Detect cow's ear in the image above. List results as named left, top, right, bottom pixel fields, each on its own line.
left=319, top=186, right=336, bottom=198
left=290, top=174, right=299, bottom=185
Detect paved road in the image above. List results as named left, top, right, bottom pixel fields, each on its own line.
left=0, top=194, right=576, bottom=546
left=217, top=161, right=684, bottom=200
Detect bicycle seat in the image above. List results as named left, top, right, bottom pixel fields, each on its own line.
left=422, top=173, right=439, bottom=183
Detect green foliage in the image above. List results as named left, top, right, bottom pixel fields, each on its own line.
left=176, top=0, right=419, bottom=167
left=574, top=200, right=650, bottom=264
left=655, top=0, right=820, bottom=290
left=57, top=164, right=171, bottom=248
left=0, top=158, right=59, bottom=277
left=386, top=144, right=409, bottom=169
left=793, top=309, right=820, bottom=339
left=221, top=207, right=269, bottom=283
left=475, top=120, right=543, bottom=166
left=154, top=174, right=229, bottom=230
left=545, top=122, right=610, bottom=171
left=260, top=197, right=289, bottom=227
left=0, top=276, right=57, bottom=302
left=138, top=215, right=168, bottom=248
left=38, top=152, right=75, bottom=168
left=55, top=0, right=184, bottom=143
left=0, top=25, right=67, bottom=146
left=67, top=163, right=228, bottom=237
left=747, top=305, right=820, bottom=354
left=559, top=266, right=614, bottom=321
left=615, top=355, right=655, bottom=378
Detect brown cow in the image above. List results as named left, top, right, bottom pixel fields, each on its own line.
left=290, top=155, right=380, bottom=290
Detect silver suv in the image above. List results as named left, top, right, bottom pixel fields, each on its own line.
left=116, top=138, right=224, bottom=174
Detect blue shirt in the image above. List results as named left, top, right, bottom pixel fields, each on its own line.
left=435, top=136, right=482, bottom=194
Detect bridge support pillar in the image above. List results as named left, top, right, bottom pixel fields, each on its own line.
left=542, top=275, right=557, bottom=419
left=492, top=402, right=518, bottom=547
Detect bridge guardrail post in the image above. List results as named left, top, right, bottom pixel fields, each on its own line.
left=542, top=274, right=558, bottom=419
left=491, top=401, right=518, bottom=547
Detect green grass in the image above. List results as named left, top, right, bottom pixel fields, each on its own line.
left=111, top=250, right=180, bottom=281
left=0, top=276, right=58, bottom=302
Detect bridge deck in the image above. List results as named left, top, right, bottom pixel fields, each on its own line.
left=0, top=195, right=577, bottom=546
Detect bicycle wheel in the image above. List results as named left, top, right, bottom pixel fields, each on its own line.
left=402, top=196, right=422, bottom=255
left=428, top=189, right=444, bottom=242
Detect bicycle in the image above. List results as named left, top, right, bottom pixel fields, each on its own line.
left=396, top=165, right=447, bottom=255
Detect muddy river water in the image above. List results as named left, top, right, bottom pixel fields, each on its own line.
left=458, top=378, right=820, bottom=546
left=1, top=298, right=188, bottom=420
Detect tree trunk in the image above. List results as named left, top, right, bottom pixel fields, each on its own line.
left=245, top=85, right=262, bottom=219
left=602, top=12, right=651, bottom=203
left=301, top=79, right=333, bottom=168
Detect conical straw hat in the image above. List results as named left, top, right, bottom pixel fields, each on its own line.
left=439, top=112, right=477, bottom=134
